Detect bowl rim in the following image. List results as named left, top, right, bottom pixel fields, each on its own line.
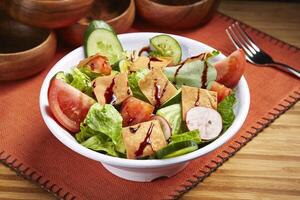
left=40, top=32, right=250, bottom=168
left=78, top=0, right=135, bottom=26
left=0, top=31, right=55, bottom=56
left=141, top=0, right=211, bottom=8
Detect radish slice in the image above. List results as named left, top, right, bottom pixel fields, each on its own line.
left=152, top=115, right=172, bottom=140
left=186, top=107, right=222, bottom=140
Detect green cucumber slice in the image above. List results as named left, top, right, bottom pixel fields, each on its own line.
left=155, top=140, right=198, bottom=159
left=150, top=34, right=182, bottom=65
left=86, top=20, right=116, bottom=34
left=84, top=21, right=124, bottom=65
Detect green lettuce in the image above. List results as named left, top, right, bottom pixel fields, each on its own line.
left=78, top=103, right=125, bottom=154
left=156, top=104, right=183, bottom=135
left=170, top=130, right=201, bottom=144
left=217, top=94, right=236, bottom=132
left=55, top=69, right=93, bottom=97
left=81, top=135, right=118, bottom=157
left=128, top=68, right=150, bottom=101
left=78, top=67, right=101, bottom=80
left=163, top=60, right=217, bottom=89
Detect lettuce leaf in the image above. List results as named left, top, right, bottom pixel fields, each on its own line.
left=76, top=125, right=98, bottom=143
left=81, top=135, right=119, bottom=157
left=128, top=68, right=150, bottom=101
left=55, top=69, right=93, bottom=97
left=217, top=94, right=236, bottom=132
left=70, top=68, right=93, bottom=96
left=163, top=60, right=217, bottom=89
left=170, top=130, right=201, bottom=144
left=81, top=103, right=125, bottom=154
left=156, top=104, right=183, bottom=135
left=78, top=66, right=101, bottom=80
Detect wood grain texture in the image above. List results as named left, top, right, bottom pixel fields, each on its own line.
left=1, top=0, right=94, bottom=28
left=136, top=0, right=220, bottom=29
left=59, top=0, right=136, bottom=46
left=0, top=12, right=57, bottom=80
left=0, top=0, right=299, bottom=199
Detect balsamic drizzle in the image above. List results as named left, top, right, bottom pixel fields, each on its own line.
left=154, top=79, right=161, bottom=108
left=135, top=122, right=154, bottom=157
left=129, top=125, right=141, bottom=134
left=126, top=81, right=131, bottom=95
left=194, top=88, right=200, bottom=106
left=154, top=80, right=168, bottom=109
left=201, top=61, right=209, bottom=89
left=104, top=78, right=116, bottom=104
left=138, top=46, right=150, bottom=56
left=173, top=63, right=184, bottom=85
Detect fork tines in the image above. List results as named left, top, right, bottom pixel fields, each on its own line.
left=226, top=22, right=261, bottom=62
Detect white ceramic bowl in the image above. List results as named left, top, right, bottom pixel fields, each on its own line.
left=40, top=32, right=250, bottom=182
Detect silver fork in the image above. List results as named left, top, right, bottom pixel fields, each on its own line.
left=226, top=22, right=300, bottom=79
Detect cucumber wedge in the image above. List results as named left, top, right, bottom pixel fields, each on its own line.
left=84, top=20, right=124, bottom=65
left=155, top=140, right=198, bottom=159
left=150, top=35, right=182, bottom=65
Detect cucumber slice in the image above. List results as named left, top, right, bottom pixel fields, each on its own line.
left=84, top=21, right=124, bottom=65
left=155, top=140, right=198, bottom=159
left=86, top=20, right=116, bottom=34
left=150, top=35, right=182, bottom=65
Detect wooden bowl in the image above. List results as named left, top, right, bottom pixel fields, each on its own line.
left=136, top=0, right=220, bottom=29
left=0, top=0, right=94, bottom=29
left=59, top=0, right=135, bottom=47
left=0, top=13, right=57, bottom=81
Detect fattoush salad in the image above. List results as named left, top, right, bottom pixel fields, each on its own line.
left=48, top=21, right=246, bottom=159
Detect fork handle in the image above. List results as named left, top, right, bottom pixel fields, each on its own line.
left=271, top=62, right=300, bottom=79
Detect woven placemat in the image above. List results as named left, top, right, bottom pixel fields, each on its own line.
left=0, top=13, right=299, bottom=200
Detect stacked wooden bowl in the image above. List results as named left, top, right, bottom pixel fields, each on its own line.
left=0, top=0, right=137, bottom=80
left=136, top=0, right=221, bottom=29
left=0, top=0, right=220, bottom=81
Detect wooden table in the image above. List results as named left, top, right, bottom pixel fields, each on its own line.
left=1, top=1, right=299, bottom=199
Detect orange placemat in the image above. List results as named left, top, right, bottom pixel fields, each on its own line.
left=0, top=13, right=299, bottom=200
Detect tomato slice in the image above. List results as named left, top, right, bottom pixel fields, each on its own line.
left=214, top=49, right=246, bottom=88
left=48, top=78, right=95, bottom=132
left=210, top=81, right=232, bottom=102
left=121, top=97, right=154, bottom=127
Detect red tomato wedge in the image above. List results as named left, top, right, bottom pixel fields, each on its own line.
left=214, top=49, right=246, bottom=88
left=210, top=81, right=232, bottom=102
left=48, top=78, right=96, bottom=132
left=121, top=97, right=154, bottom=127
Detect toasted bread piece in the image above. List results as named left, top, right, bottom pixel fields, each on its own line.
left=122, top=120, right=167, bottom=159
left=93, top=72, right=132, bottom=105
left=130, top=56, right=150, bottom=72
left=138, top=68, right=177, bottom=108
left=182, top=85, right=217, bottom=120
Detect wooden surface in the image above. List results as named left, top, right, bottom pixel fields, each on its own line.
left=136, top=0, right=220, bottom=29
left=0, top=0, right=93, bottom=28
left=0, top=0, right=300, bottom=199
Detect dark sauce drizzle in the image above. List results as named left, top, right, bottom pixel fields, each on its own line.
left=194, top=88, right=200, bottom=106
left=173, top=63, right=184, bottom=85
left=104, top=78, right=117, bottom=104
left=154, top=80, right=168, bottom=109
left=135, top=122, right=154, bottom=157
left=126, top=81, right=131, bottom=95
left=138, top=46, right=150, bottom=56
left=129, top=124, right=141, bottom=134
left=201, top=61, right=209, bottom=89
